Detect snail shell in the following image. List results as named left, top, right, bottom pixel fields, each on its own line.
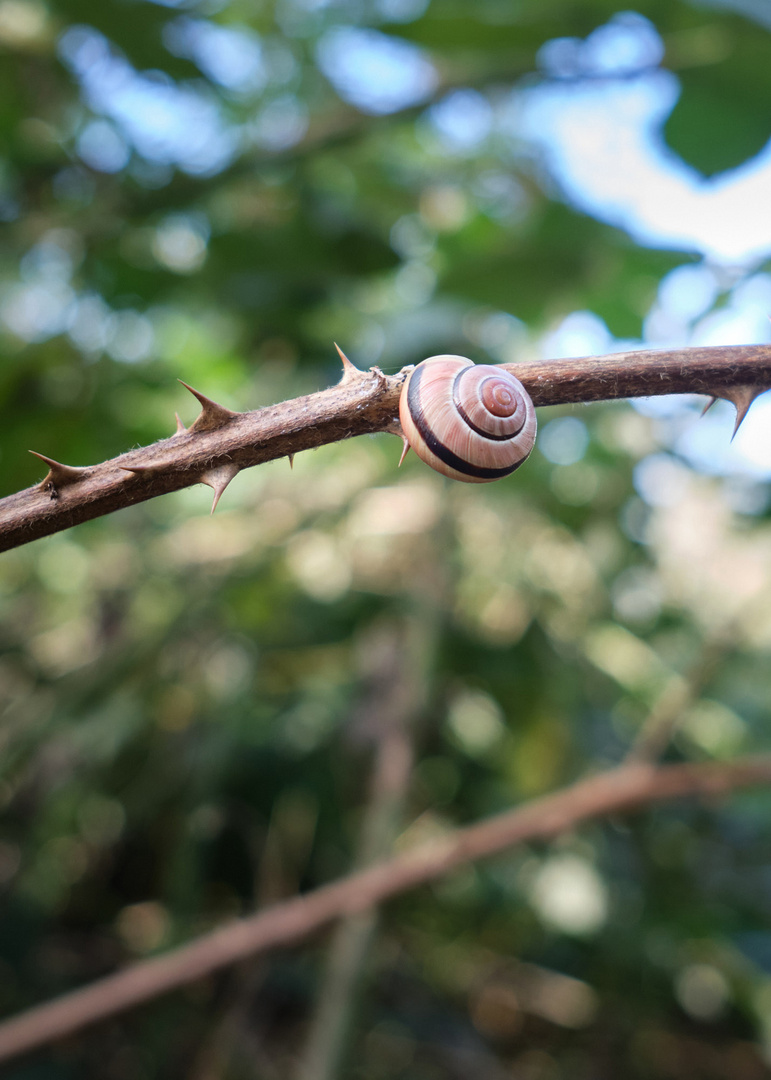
left=399, top=355, right=536, bottom=483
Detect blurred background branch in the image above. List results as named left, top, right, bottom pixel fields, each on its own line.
left=0, top=753, right=769, bottom=1066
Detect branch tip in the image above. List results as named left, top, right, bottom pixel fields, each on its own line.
left=29, top=452, right=90, bottom=490
left=178, top=381, right=240, bottom=433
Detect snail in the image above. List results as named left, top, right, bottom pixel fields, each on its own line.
left=398, top=355, right=537, bottom=483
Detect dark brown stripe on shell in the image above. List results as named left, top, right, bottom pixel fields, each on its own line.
left=407, top=364, right=524, bottom=479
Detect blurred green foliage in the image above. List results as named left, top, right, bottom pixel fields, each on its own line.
left=1, top=1, right=771, bottom=1078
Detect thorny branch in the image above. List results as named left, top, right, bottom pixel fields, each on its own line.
left=1, top=343, right=770, bottom=553
left=0, top=755, right=769, bottom=1064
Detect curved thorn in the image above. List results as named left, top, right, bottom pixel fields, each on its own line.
left=179, top=381, right=239, bottom=433
left=725, top=385, right=769, bottom=439
left=732, top=409, right=749, bottom=440
left=334, top=343, right=364, bottom=385
left=703, top=384, right=771, bottom=439
left=381, top=419, right=409, bottom=465
left=200, top=463, right=240, bottom=514
left=29, top=451, right=90, bottom=489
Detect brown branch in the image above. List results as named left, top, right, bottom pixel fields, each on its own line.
left=1, top=344, right=770, bottom=553
left=0, top=755, right=769, bottom=1065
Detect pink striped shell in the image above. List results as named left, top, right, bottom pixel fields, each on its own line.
left=399, top=355, right=536, bottom=483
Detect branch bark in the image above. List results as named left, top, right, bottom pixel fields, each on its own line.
left=1, top=343, right=770, bottom=552
left=0, top=755, right=769, bottom=1065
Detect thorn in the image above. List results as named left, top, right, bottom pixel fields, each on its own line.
left=200, top=463, right=240, bottom=514
left=30, top=451, right=90, bottom=490
left=174, top=412, right=187, bottom=435
left=119, top=465, right=158, bottom=476
left=334, top=343, right=364, bottom=385
left=701, top=397, right=717, bottom=417
left=380, top=418, right=410, bottom=467
left=701, top=384, right=770, bottom=439
left=179, top=381, right=239, bottom=434
left=288, top=454, right=295, bottom=470
left=725, top=385, right=769, bottom=438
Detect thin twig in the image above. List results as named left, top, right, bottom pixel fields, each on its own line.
left=625, top=638, right=728, bottom=764
left=295, top=614, right=432, bottom=1080
left=0, top=755, right=769, bottom=1065
left=626, top=581, right=771, bottom=764
left=1, top=344, right=770, bottom=552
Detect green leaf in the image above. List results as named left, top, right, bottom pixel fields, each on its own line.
left=664, top=21, right=771, bottom=176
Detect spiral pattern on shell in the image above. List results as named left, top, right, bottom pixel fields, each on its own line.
left=399, top=355, right=537, bottom=483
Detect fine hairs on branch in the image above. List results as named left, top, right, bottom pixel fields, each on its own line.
left=0, top=342, right=770, bottom=551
